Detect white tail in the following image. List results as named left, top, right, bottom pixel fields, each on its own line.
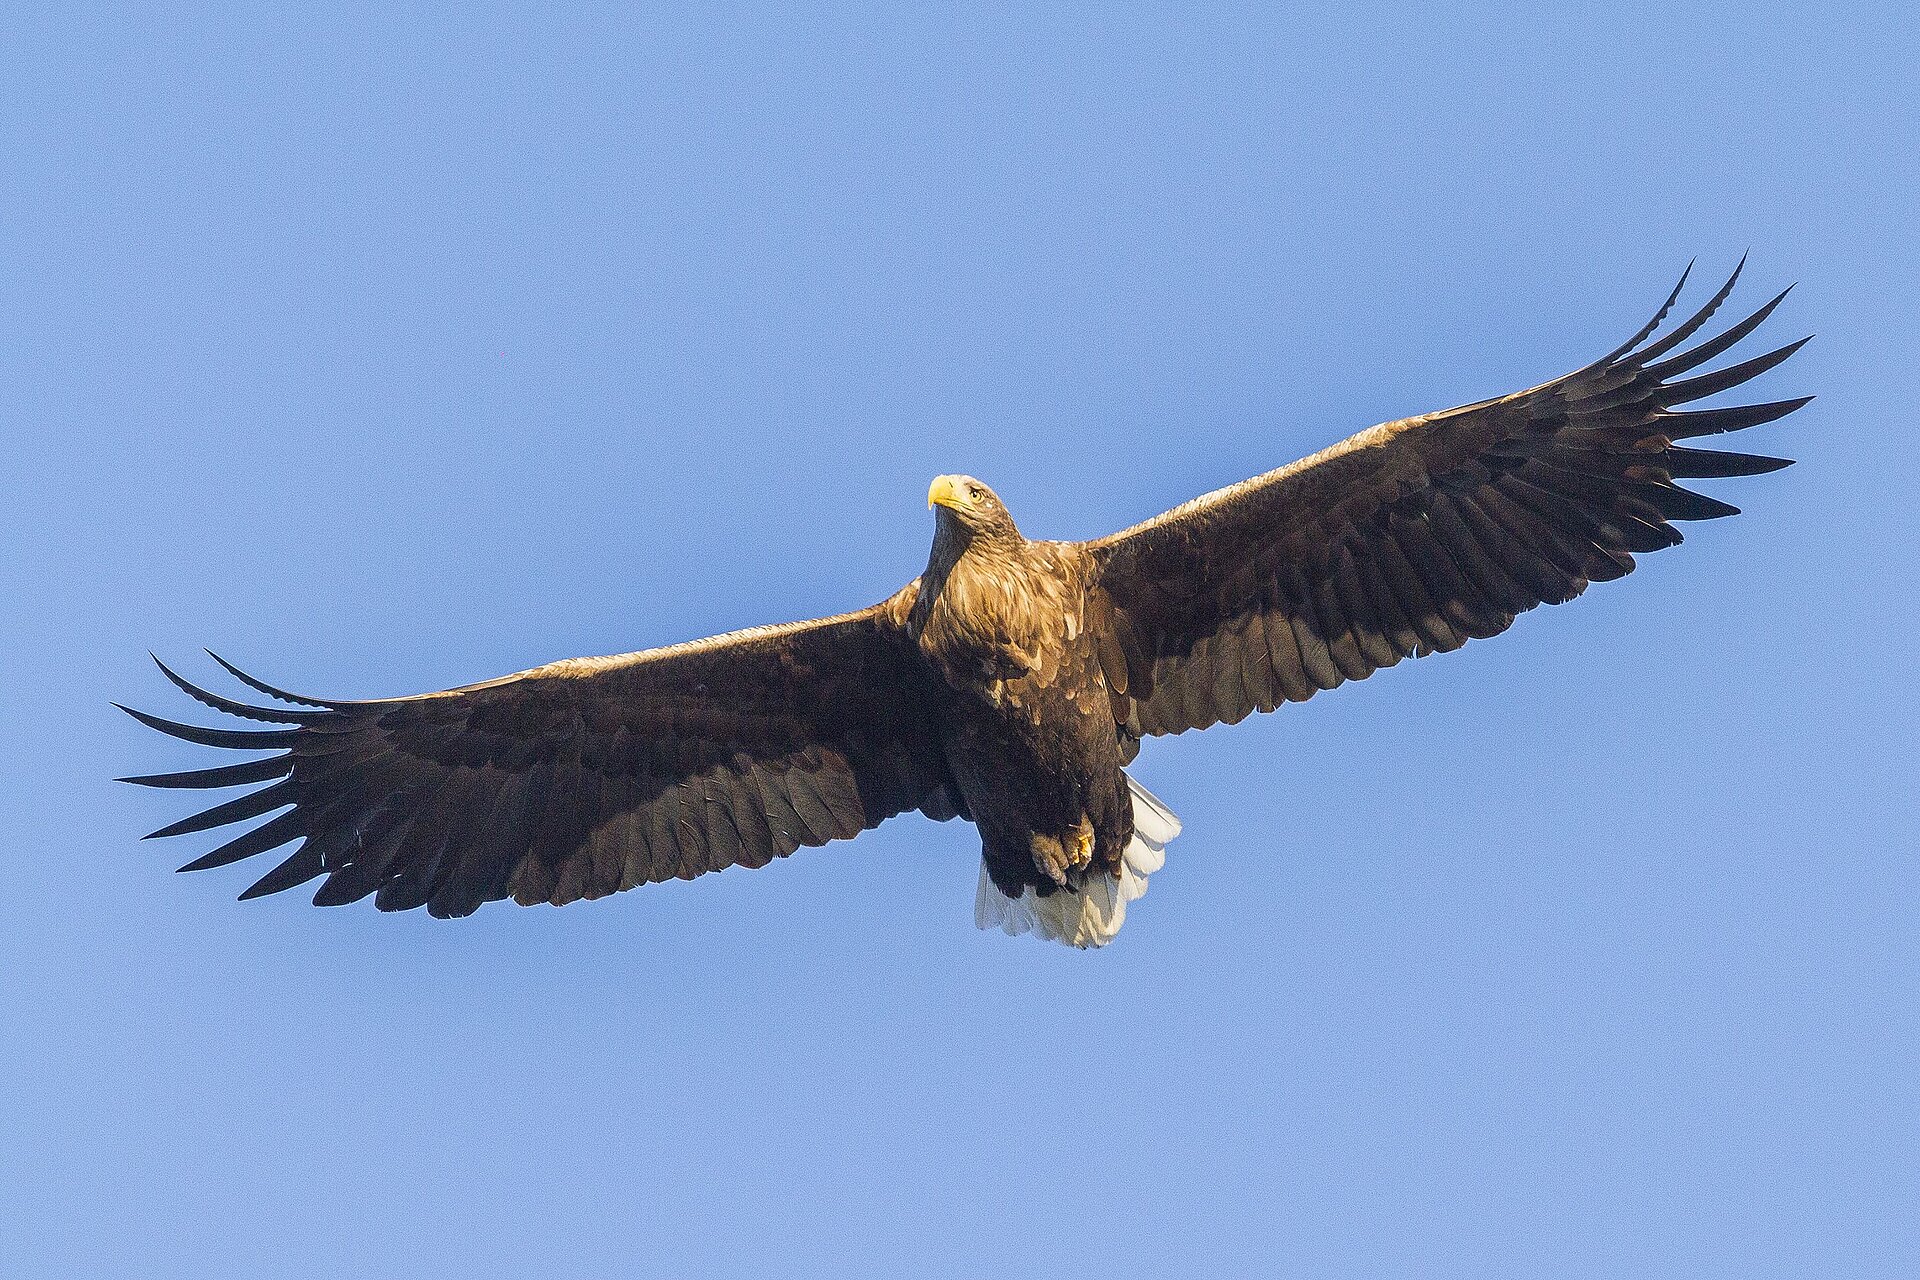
left=973, top=775, right=1181, bottom=949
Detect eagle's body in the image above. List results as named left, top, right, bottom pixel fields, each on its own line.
left=123, top=262, right=1810, bottom=947
left=909, top=521, right=1142, bottom=937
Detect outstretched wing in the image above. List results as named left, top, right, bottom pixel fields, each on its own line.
left=1090, top=260, right=1811, bottom=737
left=120, top=594, right=960, bottom=918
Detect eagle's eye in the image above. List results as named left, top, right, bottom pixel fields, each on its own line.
left=968, top=485, right=985, bottom=502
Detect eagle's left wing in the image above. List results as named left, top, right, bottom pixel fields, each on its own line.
left=1088, top=261, right=1810, bottom=737
left=120, top=593, right=960, bottom=918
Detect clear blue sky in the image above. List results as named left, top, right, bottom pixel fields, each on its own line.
left=4, top=5, right=1915, bottom=1277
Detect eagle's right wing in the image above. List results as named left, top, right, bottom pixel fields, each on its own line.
left=120, top=590, right=960, bottom=918
left=1090, top=260, right=1810, bottom=737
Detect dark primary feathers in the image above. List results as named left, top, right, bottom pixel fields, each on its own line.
left=123, top=598, right=959, bottom=918
left=1090, top=258, right=1809, bottom=736
left=123, top=260, right=1808, bottom=921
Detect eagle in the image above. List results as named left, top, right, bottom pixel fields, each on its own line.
left=122, top=262, right=1808, bottom=947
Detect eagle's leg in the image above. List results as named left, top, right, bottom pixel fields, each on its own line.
left=1067, top=818, right=1095, bottom=870
left=1028, top=815, right=1096, bottom=885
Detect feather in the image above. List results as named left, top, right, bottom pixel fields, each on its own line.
left=1333, top=545, right=1400, bottom=670
left=149, top=654, right=329, bottom=725
left=1483, top=478, right=1601, bottom=582
left=1658, top=338, right=1812, bottom=407
left=118, top=755, right=293, bottom=790
left=720, top=772, right=775, bottom=870
left=1659, top=446, right=1795, bottom=478
left=1585, top=260, right=1693, bottom=368
left=115, top=704, right=303, bottom=750
left=1374, top=531, right=1465, bottom=652
left=1391, top=512, right=1507, bottom=640
left=306, top=804, right=415, bottom=906
left=1236, top=608, right=1283, bottom=712
left=241, top=841, right=327, bottom=901
left=1279, top=565, right=1344, bottom=689
left=144, top=780, right=294, bottom=840
left=1627, top=255, right=1746, bottom=366
left=204, top=651, right=346, bottom=708
left=1257, top=592, right=1316, bottom=703
left=1643, top=286, right=1795, bottom=381
left=1658, top=396, right=1813, bottom=439
left=176, top=810, right=304, bottom=873
left=1309, top=559, right=1372, bottom=681
left=1351, top=545, right=1424, bottom=658
left=1427, top=494, right=1534, bottom=614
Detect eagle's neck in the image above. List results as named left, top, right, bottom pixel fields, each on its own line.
left=914, top=527, right=1065, bottom=685
left=920, top=519, right=1026, bottom=613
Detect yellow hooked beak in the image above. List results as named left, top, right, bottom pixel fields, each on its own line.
left=928, top=475, right=966, bottom=512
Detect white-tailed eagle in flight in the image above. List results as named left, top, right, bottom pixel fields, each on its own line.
left=123, top=261, right=1809, bottom=947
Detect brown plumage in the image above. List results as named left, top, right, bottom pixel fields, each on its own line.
left=122, top=261, right=1809, bottom=945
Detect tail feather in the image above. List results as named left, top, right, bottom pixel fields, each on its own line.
left=973, top=775, right=1180, bottom=949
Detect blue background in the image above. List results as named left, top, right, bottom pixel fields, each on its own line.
left=5, top=6, right=1915, bottom=1276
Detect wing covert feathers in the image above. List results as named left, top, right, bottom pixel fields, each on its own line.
left=1091, top=261, right=1809, bottom=737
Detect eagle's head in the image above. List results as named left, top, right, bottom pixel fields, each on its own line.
left=927, top=474, right=1021, bottom=546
